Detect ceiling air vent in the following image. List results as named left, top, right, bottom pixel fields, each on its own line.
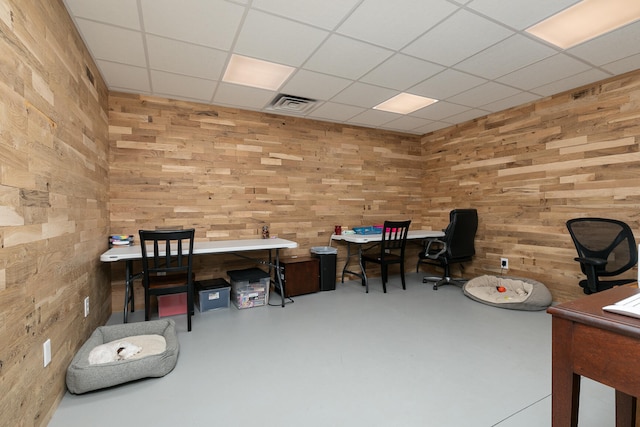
left=268, top=94, right=317, bottom=114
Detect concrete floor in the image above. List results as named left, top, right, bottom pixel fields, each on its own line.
left=49, top=272, right=614, bottom=427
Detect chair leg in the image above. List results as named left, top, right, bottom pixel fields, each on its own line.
left=381, top=265, right=387, bottom=293
left=400, top=262, right=406, bottom=290
left=187, top=287, right=193, bottom=332
left=145, top=290, right=150, bottom=321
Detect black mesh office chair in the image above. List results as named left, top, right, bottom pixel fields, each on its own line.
left=361, top=220, right=411, bottom=293
left=139, top=229, right=195, bottom=331
left=417, top=209, right=478, bottom=290
left=566, top=218, right=637, bottom=294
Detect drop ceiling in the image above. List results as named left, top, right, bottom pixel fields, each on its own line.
left=62, top=0, right=640, bottom=135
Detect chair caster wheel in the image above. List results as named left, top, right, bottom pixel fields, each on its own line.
left=423, top=278, right=428, bottom=283
left=433, top=285, right=438, bottom=290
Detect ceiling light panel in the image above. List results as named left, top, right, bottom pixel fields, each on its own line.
left=222, top=54, right=294, bottom=91
left=374, top=93, right=438, bottom=115
left=526, top=0, right=640, bottom=49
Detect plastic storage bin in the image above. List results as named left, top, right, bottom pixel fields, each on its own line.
left=227, top=268, right=270, bottom=309
left=157, top=293, right=187, bottom=317
left=195, top=278, right=230, bottom=312
left=311, top=246, right=337, bottom=291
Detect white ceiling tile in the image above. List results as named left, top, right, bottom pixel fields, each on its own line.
left=234, top=10, right=329, bottom=66
left=307, top=102, right=365, bottom=122
left=348, top=109, right=400, bottom=127
left=150, top=70, right=217, bottom=102
left=338, top=0, right=459, bottom=50
left=442, top=108, right=490, bottom=124
left=96, top=60, right=150, bottom=92
left=251, top=0, right=360, bottom=30
left=466, top=0, right=580, bottom=30
left=75, top=19, right=146, bottom=66
left=414, top=121, right=451, bottom=134
left=479, top=92, right=541, bottom=113
left=402, top=9, right=513, bottom=66
left=410, top=101, right=472, bottom=121
left=530, top=69, right=613, bottom=97
left=146, top=35, right=227, bottom=80
left=602, top=54, right=640, bottom=76
left=330, top=82, right=397, bottom=108
left=455, top=34, right=557, bottom=80
left=141, top=0, right=244, bottom=50
left=447, top=82, right=521, bottom=107
left=568, top=23, right=640, bottom=67
left=381, top=116, right=432, bottom=133
left=63, top=0, right=141, bottom=29
left=497, top=54, right=592, bottom=90
left=304, top=35, right=393, bottom=79
left=213, top=83, right=276, bottom=110
left=280, top=70, right=352, bottom=101
left=360, top=54, right=445, bottom=91
left=410, top=69, right=487, bottom=100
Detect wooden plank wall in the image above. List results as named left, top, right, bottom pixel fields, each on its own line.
left=421, top=69, right=640, bottom=303
left=0, top=0, right=110, bottom=425
left=108, top=93, right=425, bottom=309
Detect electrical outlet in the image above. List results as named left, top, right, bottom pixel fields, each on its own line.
left=501, top=258, right=509, bottom=269
left=43, top=339, right=51, bottom=367
left=84, top=296, right=90, bottom=317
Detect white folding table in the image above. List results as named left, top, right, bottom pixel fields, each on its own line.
left=101, top=238, right=298, bottom=322
left=330, top=230, right=445, bottom=289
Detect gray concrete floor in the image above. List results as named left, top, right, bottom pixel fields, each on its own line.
left=49, top=272, right=614, bottom=427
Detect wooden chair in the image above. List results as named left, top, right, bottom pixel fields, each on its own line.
left=361, top=220, right=411, bottom=293
left=139, top=229, right=195, bottom=331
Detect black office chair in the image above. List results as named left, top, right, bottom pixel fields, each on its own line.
left=139, top=229, right=195, bottom=331
left=417, top=209, right=478, bottom=290
left=566, top=218, right=637, bottom=294
left=361, top=220, right=411, bottom=293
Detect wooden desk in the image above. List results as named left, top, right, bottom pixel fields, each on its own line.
left=547, top=285, right=640, bottom=427
left=101, top=238, right=298, bottom=321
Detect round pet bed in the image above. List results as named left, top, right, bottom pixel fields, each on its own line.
left=66, top=318, right=179, bottom=394
left=463, top=275, right=552, bottom=311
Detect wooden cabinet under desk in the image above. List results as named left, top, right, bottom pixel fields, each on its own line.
left=277, top=256, right=319, bottom=297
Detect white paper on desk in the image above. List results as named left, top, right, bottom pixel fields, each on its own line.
left=603, top=292, right=640, bottom=320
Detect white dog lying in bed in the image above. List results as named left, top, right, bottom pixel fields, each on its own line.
left=88, top=340, right=142, bottom=364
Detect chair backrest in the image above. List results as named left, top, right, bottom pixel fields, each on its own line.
left=379, top=220, right=411, bottom=257
left=139, top=229, right=195, bottom=280
left=443, top=209, right=478, bottom=260
left=566, top=218, right=637, bottom=277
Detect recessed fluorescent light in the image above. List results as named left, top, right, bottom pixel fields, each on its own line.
left=374, top=93, right=438, bottom=115
left=526, top=0, right=640, bottom=49
left=222, top=54, right=294, bottom=91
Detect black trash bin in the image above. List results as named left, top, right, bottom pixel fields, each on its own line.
left=311, top=246, right=337, bottom=291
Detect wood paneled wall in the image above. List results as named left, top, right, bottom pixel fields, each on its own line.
left=421, top=69, right=640, bottom=303
left=0, top=1, right=110, bottom=425
left=108, top=93, right=425, bottom=308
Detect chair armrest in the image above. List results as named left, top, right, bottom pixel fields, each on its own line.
left=424, top=238, right=446, bottom=259
left=574, top=256, right=607, bottom=267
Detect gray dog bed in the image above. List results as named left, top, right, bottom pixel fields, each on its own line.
left=463, top=275, right=552, bottom=311
left=66, top=319, right=179, bottom=394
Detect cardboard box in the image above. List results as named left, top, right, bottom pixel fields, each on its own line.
left=157, top=293, right=187, bottom=317
left=227, top=268, right=270, bottom=309
left=195, top=278, right=230, bottom=312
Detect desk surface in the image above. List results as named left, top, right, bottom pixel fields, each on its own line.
left=331, top=229, right=444, bottom=244
left=100, top=237, right=298, bottom=262
left=547, top=285, right=640, bottom=338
